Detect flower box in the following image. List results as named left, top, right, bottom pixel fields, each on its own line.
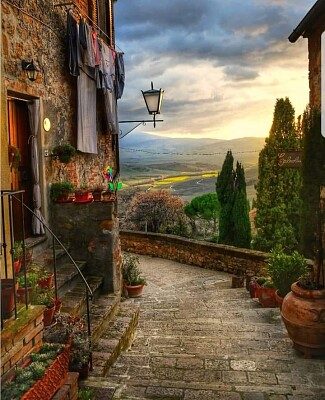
left=20, top=344, right=70, bottom=400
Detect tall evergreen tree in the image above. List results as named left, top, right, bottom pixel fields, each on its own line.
left=216, top=152, right=251, bottom=248
left=216, top=151, right=235, bottom=245
left=233, top=162, right=251, bottom=248
left=253, top=97, right=302, bottom=252
left=300, top=107, right=325, bottom=268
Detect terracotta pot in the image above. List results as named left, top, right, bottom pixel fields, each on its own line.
left=17, top=287, right=33, bottom=304
left=74, top=190, right=90, bottom=202
left=70, top=363, right=89, bottom=379
left=43, top=304, right=56, bottom=326
left=275, top=289, right=284, bottom=310
left=281, top=282, right=325, bottom=357
left=14, top=259, right=22, bottom=274
left=102, top=191, right=116, bottom=202
left=1, top=280, right=18, bottom=319
left=55, top=298, right=62, bottom=313
left=38, top=272, right=54, bottom=288
left=125, top=283, right=145, bottom=298
left=255, top=282, right=277, bottom=308
left=92, top=190, right=102, bottom=202
left=55, top=195, right=73, bottom=203
left=232, top=275, right=244, bottom=288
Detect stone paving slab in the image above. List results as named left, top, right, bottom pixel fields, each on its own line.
left=103, top=255, right=325, bottom=400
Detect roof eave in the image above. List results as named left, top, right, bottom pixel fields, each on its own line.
left=288, top=0, right=325, bottom=43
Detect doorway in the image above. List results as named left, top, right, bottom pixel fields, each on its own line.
left=7, top=97, right=34, bottom=240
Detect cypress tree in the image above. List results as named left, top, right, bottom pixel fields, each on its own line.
left=253, top=97, right=302, bottom=252
left=300, top=107, right=325, bottom=266
left=233, top=162, right=251, bottom=248
left=216, top=151, right=235, bottom=245
left=216, top=152, right=251, bottom=248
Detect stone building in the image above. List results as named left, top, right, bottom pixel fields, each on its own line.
left=1, top=0, right=122, bottom=290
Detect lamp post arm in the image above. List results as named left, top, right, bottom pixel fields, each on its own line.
left=119, top=119, right=164, bottom=139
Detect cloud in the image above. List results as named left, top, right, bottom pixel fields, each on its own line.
left=115, top=0, right=315, bottom=139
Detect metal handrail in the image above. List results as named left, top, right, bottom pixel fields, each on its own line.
left=1, top=190, right=93, bottom=367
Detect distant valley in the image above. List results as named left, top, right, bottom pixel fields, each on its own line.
left=119, top=133, right=266, bottom=202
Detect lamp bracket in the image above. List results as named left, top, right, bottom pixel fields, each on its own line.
left=119, top=119, right=164, bottom=139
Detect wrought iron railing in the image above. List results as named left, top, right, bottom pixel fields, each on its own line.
left=0, top=190, right=94, bottom=367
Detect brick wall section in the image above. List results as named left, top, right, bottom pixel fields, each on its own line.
left=1, top=306, right=45, bottom=379
left=120, top=231, right=269, bottom=276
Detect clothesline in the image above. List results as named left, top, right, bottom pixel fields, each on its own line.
left=53, top=1, right=124, bottom=53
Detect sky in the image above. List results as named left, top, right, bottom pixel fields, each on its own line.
left=114, top=0, right=316, bottom=140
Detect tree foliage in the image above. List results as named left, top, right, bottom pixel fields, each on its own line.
left=233, top=162, right=251, bottom=248
left=216, top=151, right=251, bottom=248
left=253, top=97, right=302, bottom=252
left=184, top=193, right=220, bottom=236
left=126, top=190, right=186, bottom=233
left=216, top=151, right=235, bottom=245
left=300, top=107, right=325, bottom=269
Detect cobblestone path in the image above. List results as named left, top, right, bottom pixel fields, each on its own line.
left=108, top=255, right=325, bottom=400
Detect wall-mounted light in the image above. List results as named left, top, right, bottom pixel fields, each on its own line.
left=119, top=82, right=164, bottom=138
left=142, top=82, right=164, bottom=128
left=21, top=60, right=39, bottom=82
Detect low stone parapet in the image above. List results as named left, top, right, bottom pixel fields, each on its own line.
left=120, top=230, right=268, bottom=276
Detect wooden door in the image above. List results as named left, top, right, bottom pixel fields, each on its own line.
left=7, top=99, right=33, bottom=240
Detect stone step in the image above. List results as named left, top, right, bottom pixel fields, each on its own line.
left=56, top=261, right=87, bottom=295
left=32, top=247, right=69, bottom=270
left=79, top=377, right=118, bottom=400
left=61, top=275, right=104, bottom=316
left=87, top=300, right=140, bottom=378
left=85, top=293, right=121, bottom=344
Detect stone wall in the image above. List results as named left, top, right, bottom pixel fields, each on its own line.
left=120, top=230, right=269, bottom=276
left=51, top=202, right=122, bottom=293
left=306, top=17, right=325, bottom=108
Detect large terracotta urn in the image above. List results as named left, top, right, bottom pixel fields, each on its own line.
left=281, top=282, right=325, bottom=357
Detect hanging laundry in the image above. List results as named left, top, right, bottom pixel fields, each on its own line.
left=103, top=88, right=119, bottom=135
left=77, top=69, right=97, bottom=154
left=101, top=43, right=115, bottom=91
left=115, top=52, right=125, bottom=99
left=67, top=10, right=79, bottom=76
left=79, top=18, right=87, bottom=50
left=80, top=21, right=95, bottom=69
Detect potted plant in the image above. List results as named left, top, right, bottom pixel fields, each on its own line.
left=74, top=185, right=90, bottom=203
left=52, top=144, right=76, bottom=163
left=267, top=247, right=308, bottom=309
left=50, top=181, right=74, bottom=203
left=8, top=144, right=21, bottom=170
left=90, top=184, right=104, bottom=202
left=16, top=271, right=39, bottom=303
left=122, top=253, right=147, bottom=298
left=13, top=241, right=23, bottom=274
left=31, top=286, right=56, bottom=326
left=254, top=276, right=277, bottom=308
left=43, top=313, right=90, bottom=377
left=69, top=329, right=91, bottom=378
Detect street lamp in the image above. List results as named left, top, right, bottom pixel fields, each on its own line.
left=119, top=81, right=164, bottom=137
left=142, top=82, right=164, bottom=128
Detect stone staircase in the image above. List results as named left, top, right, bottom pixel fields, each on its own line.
left=29, top=240, right=140, bottom=399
